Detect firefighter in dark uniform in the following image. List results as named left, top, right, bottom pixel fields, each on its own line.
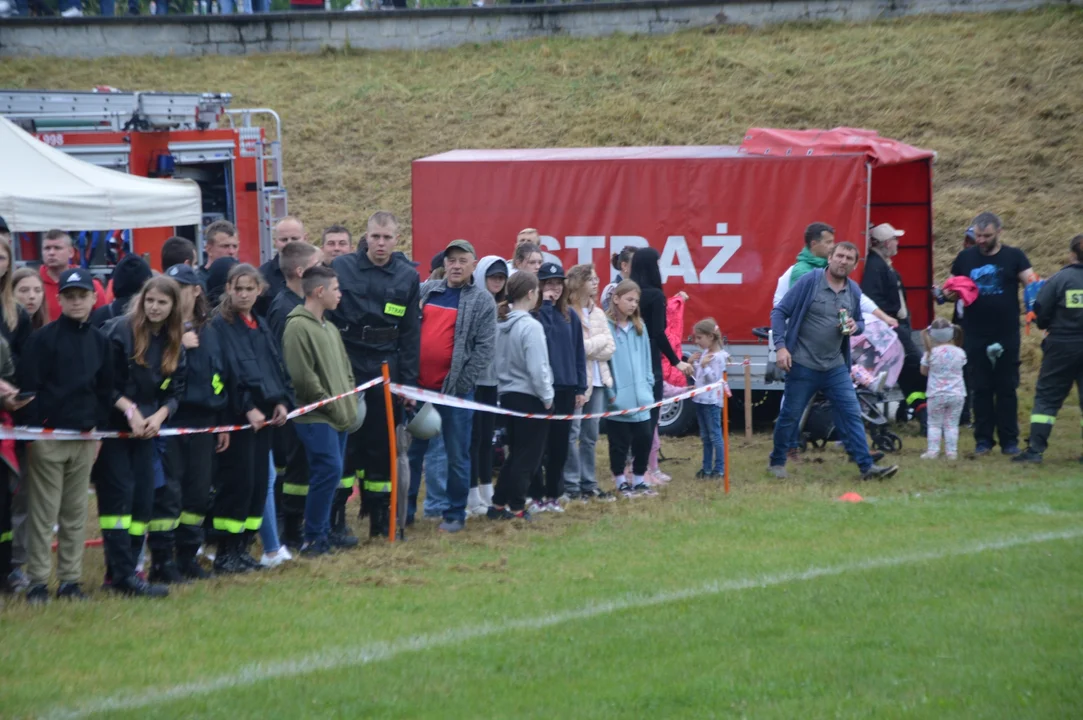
left=330, top=211, right=420, bottom=537
left=1014, top=234, right=1083, bottom=463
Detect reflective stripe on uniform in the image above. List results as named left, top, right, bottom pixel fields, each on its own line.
left=129, top=521, right=148, bottom=537
left=283, top=483, right=309, bottom=496
left=212, top=373, right=224, bottom=395
left=906, top=391, right=927, bottom=405
left=363, top=480, right=391, bottom=493
left=100, top=514, right=132, bottom=531
left=179, top=512, right=204, bottom=526
left=244, top=516, right=263, bottom=531
left=213, top=517, right=245, bottom=534
left=0, top=531, right=12, bottom=543
left=1031, top=414, right=1057, bottom=425
left=148, top=518, right=180, bottom=533
left=339, top=476, right=355, bottom=489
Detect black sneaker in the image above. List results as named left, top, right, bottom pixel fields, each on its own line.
left=213, top=551, right=250, bottom=575
left=973, top=444, right=993, bottom=456
left=589, top=489, right=617, bottom=503
left=511, top=509, right=532, bottom=522
left=111, top=575, right=169, bottom=599
left=695, top=471, right=707, bottom=480
left=1011, top=448, right=1043, bottom=464
left=176, top=556, right=212, bottom=580
left=486, top=506, right=515, bottom=521
left=301, top=540, right=333, bottom=557
left=1001, top=445, right=1021, bottom=456
left=150, top=561, right=191, bottom=585
left=26, top=584, right=50, bottom=606
left=237, top=551, right=264, bottom=572
left=566, top=492, right=582, bottom=501
left=57, top=582, right=90, bottom=601
left=708, top=472, right=723, bottom=481
left=862, top=463, right=899, bottom=481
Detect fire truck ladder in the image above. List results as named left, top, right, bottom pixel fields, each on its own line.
left=225, top=108, right=288, bottom=265
left=0, top=89, right=232, bottom=132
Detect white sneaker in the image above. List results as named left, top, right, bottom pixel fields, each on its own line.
left=61, top=7, right=83, bottom=16
left=545, top=500, right=565, bottom=514
left=527, top=501, right=548, bottom=514
left=920, top=451, right=938, bottom=460
left=260, top=547, right=293, bottom=568
left=467, top=501, right=489, bottom=517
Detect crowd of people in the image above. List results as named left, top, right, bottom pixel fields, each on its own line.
left=0, top=213, right=728, bottom=605
left=0, top=0, right=535, bottom=19
left=1, top=208, right=1079, bottom=606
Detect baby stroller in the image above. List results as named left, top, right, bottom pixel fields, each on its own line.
left=798, top=381, right=903, bottom=454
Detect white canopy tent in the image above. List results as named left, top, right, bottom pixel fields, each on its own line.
left=0, top=115, right=202, bottom=232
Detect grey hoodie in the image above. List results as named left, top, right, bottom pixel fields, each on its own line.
left=472, top=255, right=508, bottom=387
left=495, top=309, right=554, bottom=405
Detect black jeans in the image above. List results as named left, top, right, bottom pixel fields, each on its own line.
left=529, top=388, right=575, bottom=501
left=94, top=437, right=155, bottom=580
left=469, top=385, right=498, bottom=489
left=273, top=421, right=309, bottom=519
left=966, top=337, right=1021, bottom=449
left=213, top=426, right=271, bottom=535
left=160, top=414, right=217, bottom=550
left=494, top=393, right=549, bottom=513
left=607, top=419, right=652, bottom=479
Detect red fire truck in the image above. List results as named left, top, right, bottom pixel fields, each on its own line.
left=1, top=88, right=288, bottom=271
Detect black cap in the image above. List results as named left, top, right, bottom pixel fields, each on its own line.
left=485, top=259, right=509, bottom=278
left=165, top=263, right=200, bottom=286
left=430, top=250, right=445, bottom=272
left=537, top=262, right=565, bottom=281
left=0, top=216, right=8, bottom=233
left=58, top=268, right=95, bottom=293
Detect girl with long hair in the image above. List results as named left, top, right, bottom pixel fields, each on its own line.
left=528, top=263, right=586, bottom=513
left=601, top=244, right=638, bottom=311
left=95, top=275, right=186, bottom=598
left=490, top=272, right=553, bottom=521
left=0, top=236, right=33, bottom=359
left=154, top=264, right=232, bottom=580
left=689, top=318, right=728, bottom=479
left=12, top=267, right=48, bottom=330
left=562, top=263, right=616, bottom=502
left=628, top=248, right=691, bottom=435
left=605, top=280, right=657, bottom=498
left=210, top=264, right=292, bottom=573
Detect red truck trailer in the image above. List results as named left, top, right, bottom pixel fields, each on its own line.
left=412, top=129, right=935, bottom=433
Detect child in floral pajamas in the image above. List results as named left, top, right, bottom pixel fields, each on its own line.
left=920, top=319, right=967, bottom=460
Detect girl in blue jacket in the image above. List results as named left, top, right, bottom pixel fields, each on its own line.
left=605, top=280, right=657, bottom=498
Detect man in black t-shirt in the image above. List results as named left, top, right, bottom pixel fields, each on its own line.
left=947, top=212, right=1037, bottom=455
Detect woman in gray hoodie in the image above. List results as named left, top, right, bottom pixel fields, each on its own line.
left=489, top=273, right=553, bottom=521
left=468, top=256, right=509, bottom=515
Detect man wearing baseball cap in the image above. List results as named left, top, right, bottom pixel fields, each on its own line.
left=408, top=239, right=496, bottom=534
left=862, top=223, right=928, bottom=432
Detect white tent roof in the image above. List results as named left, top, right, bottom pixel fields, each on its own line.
left=0, top=115, right=202, bottom=232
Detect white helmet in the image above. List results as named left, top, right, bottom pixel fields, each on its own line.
left=406, top=402, right=441, bottom=440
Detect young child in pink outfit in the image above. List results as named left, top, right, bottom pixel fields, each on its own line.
left=920, top=318, right=967, bottom=460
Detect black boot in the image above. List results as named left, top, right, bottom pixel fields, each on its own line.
left=149, top=548, right=190, bottom=585
left=213, top=535, right=249, bottom=575
left=101, top=529, right=135, bottom=589
left=111, top=574, right=169, bottom=599
left=282, top=515, right=304, bottom=552
left=237, top=530, right=263, bottom=571
left=330, top=494, right=359, bottom=549
left=368, top=493, right=390, bottom=538
left=176, top=544, right=211, bottom=580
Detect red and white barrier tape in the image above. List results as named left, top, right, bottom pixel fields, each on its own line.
left=390, top=379, right=731, bottom=421
left=0, top=377, right=385, bottom=441
left=2, top=361, right=773, bottom=440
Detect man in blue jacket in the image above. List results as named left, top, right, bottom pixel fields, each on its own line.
left=768, top=242, right=899, bottom=481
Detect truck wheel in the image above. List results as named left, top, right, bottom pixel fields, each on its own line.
left=658, top=394, right=697, bottom=437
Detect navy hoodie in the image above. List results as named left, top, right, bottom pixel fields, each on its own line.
left=535, top=300, right=587, bottom=394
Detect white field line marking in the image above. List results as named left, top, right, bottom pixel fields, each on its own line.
left=44, top=527, right=1083, bottom=720
left=863, top=476, right=1083, bottom=504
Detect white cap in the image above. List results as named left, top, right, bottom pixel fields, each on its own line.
left=870, top=223, right=905, bottom=243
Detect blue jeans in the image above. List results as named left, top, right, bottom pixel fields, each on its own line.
left=294, top=422, right=348, bottom=544
left=407, top=393, right=474, bottom=524
left=695, top=403, right=725, bottom=475
left=408, top=433, right=447, bottom=522
left=259, top=450, right=281, bottom=554
left=769, top=363, right=873, bottom=472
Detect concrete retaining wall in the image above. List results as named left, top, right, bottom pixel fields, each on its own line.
left=0, top=0, right=1069, bottom=59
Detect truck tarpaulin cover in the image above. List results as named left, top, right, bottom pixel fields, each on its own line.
left=739, top=127, right=936, bottom=167
left=413, top=147, right=877, bottom=343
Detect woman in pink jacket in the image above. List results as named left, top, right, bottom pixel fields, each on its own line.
left=562, top=264, right=617, bottom=502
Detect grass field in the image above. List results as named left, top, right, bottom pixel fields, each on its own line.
left=2, top=430, right=1082, bottom=719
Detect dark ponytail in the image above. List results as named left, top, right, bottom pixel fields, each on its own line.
left=611, top=245, right=638, bottom=273
left=498, top=272, right=539, bottom=321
